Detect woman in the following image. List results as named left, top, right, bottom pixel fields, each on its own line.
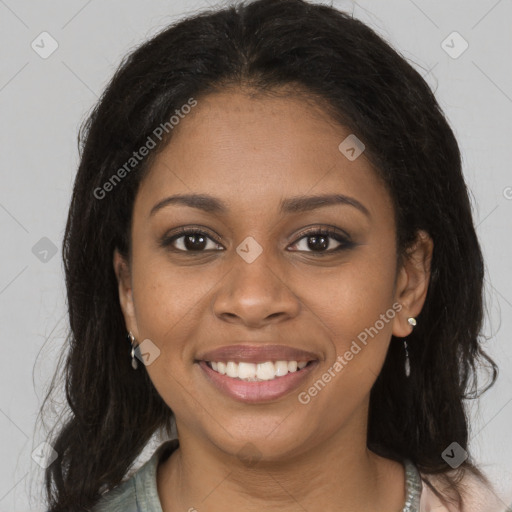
left=40, top=0, right=510, bottom=510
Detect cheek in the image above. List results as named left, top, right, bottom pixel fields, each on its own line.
left=129, top=250, right=224, bottom=400
left=303, top=251, right=398, bottom=416
left=130, top=249, right=211, bottom=339
left=129, top=256, right=204, bottom=408
left=308, top=245, right=397, bottom=354
left=297, top=257, right=397, bottom=426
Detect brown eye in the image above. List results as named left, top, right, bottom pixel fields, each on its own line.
left=160, top=228, right=223, bottom=252
left=288, top=228, right=354, bottom=254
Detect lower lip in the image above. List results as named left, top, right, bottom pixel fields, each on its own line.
left=197, top=360, right=318, bottom=403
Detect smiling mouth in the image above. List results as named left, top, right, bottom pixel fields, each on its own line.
left=203, top=360, right=315, bottom=382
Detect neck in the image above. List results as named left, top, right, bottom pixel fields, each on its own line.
left=157, top=424, right=406, bottom=512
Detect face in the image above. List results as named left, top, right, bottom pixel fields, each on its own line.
left=114, top=87, right=432, bottom=462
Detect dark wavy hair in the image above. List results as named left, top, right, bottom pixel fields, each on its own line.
left=39, top=0, right=498, bottom=510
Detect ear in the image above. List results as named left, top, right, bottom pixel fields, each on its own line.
left=113, top=248, right=139, bottom=339
left=392, top=230, right=434, bottom=338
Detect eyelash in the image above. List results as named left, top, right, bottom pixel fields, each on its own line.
left=159, top=226, right=354, bottom=255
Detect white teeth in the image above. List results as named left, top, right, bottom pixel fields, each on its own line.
left=288, top=361, right=298, bottom=373
left=257, top=361, right=275, bottom=380
left=275, top=361, right=289, bottom=376
left=207, top=360, right=311, bottom=381
left=238, top=362, right=256, bottom=379
left=226, top=361, right=238, bottom=378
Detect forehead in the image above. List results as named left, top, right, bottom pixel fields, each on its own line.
left=135, top=89, right=392, bottom=222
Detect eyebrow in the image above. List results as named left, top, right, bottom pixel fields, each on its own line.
left=149, top=193, right=371, bottom=218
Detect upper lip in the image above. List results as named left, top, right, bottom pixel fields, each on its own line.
left=197, top=344, right=320, bottom=363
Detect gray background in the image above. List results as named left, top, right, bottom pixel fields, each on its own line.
left=1, top=0, right=511, bottom=510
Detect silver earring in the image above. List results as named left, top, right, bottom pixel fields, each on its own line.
left=404, top=317, right=416, bottom=377
left=128, top=332, right=138, bottom=370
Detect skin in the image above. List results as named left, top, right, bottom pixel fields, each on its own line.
left=114, top=87, right=433, bottom=512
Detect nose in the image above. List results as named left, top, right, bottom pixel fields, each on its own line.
left=211, top=253, right=301, bottom=328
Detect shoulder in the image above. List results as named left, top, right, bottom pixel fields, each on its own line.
left=419, top=468, right=511, bottom=512
left=90, top=477, right=138, bottom=512
left=90, top=438, right=179, bottom=512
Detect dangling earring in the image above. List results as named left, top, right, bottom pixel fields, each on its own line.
left=404, top=317, right=416, bottom=378
left=128, top=331, right=138, bottom=370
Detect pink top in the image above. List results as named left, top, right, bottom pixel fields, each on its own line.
left=418, top=469, right=512, bottom=512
